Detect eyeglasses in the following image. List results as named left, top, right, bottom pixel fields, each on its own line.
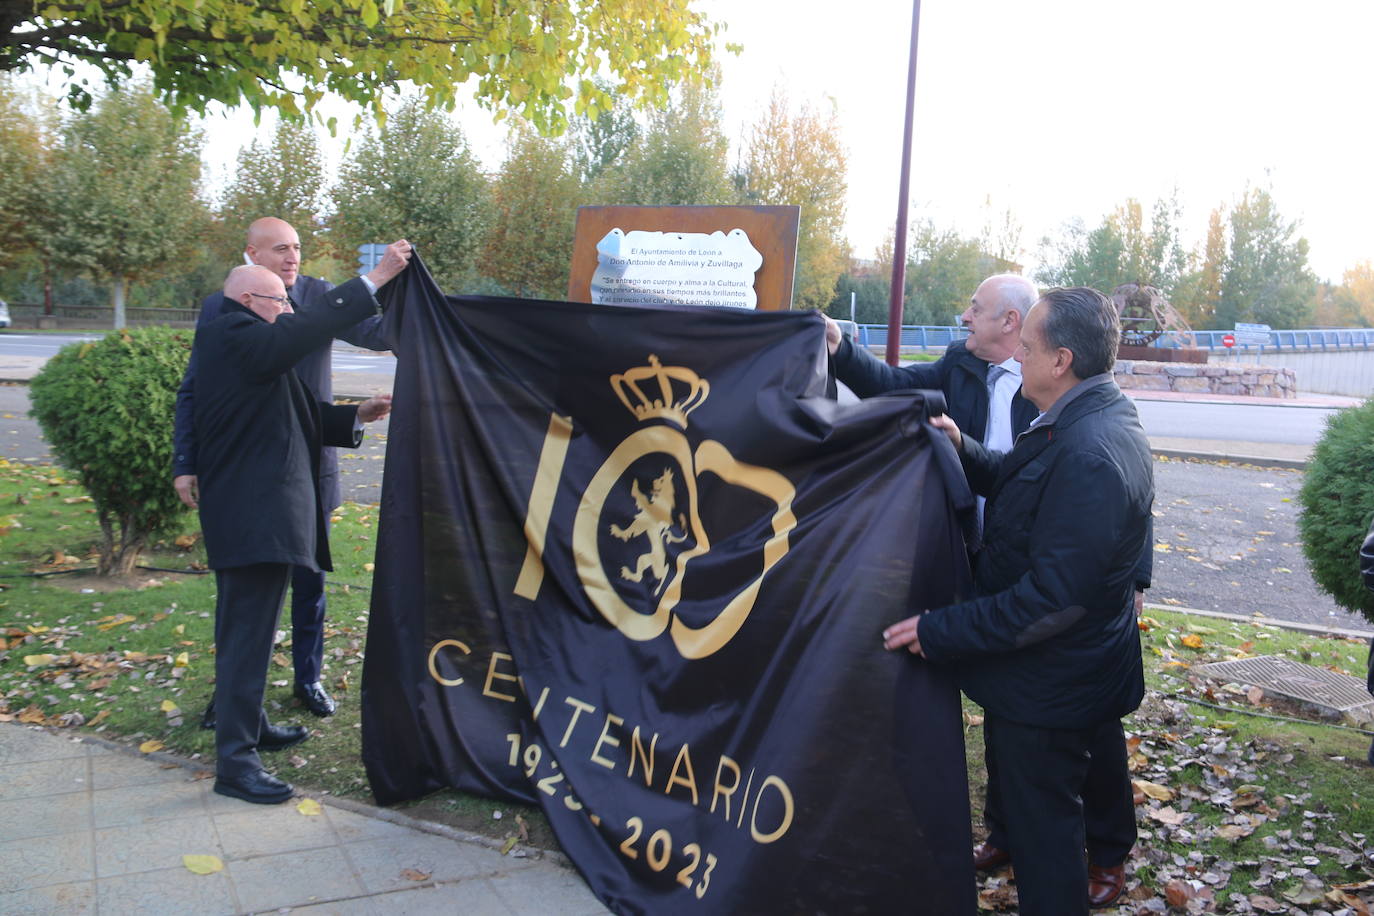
left=248, top=292, right=290, bottom=307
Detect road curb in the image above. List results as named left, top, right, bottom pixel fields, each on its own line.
left=1145, top=602, right=1373, bottom=639
left=1150, top=447, right=1307, bottom=470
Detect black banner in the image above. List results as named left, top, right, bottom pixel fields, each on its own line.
left=362, top=257, right=978, bottom=915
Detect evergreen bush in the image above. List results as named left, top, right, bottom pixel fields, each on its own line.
left=29, top=327, right=193, bottom=576
left=1298, top=400, right=1374, bottom=624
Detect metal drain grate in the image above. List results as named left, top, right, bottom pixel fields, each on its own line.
left=1191, top=654, right=1374, bottom=723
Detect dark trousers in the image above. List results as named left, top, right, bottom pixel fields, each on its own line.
left=214, top=563, right=292, bottom=779
left=289, top=563, right=327, bottom=685
left=982, top=715, right=1132, bottom=916
left=983, top=717, right=1135, bottom=867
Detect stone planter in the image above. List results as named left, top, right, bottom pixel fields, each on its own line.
left=1114, top=360, right=1296, bottom=398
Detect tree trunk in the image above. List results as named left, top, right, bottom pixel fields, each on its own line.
left=111, top=277, right=126, bottom=330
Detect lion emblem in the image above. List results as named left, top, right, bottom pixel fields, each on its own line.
left=609, top=467, right=689, bottom=594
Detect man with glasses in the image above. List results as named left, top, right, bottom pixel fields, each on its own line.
left=174, top=217, right=391, bottom=726
left=195, top=246, right=408, bottom=803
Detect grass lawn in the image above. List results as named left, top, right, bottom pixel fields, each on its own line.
left=2, top=456, right=1372, bottom=911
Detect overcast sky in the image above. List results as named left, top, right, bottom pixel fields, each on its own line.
left=65, top=0, right=1374, bottom=282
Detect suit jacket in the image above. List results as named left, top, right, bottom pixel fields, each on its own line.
left=193, top=279, right=380, bottom=572
left=174, top=273, right=390, bottom=510
left=833, top=336, right=1038, bottom=438
left=917, top=378, right=1155, bottom=730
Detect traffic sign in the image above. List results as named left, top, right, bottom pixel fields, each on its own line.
left=1221, top=334, right=1235, bottom=348
left=357, top=243, right=387, bottom=274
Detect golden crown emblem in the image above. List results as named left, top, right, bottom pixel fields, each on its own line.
left=610, top=355, right=710, bottom=429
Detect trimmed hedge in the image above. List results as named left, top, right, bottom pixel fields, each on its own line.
left=1298, top=399, right=1374, bottom=624
left=29, top=327, right=193, bottom=576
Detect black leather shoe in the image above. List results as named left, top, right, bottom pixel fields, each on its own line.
left=973, top=842, right=1012, bottom=871
left=213, top=769, right=294, bottom=805
left=293, top=681, right=337, bottom=717
left=259, top=723, right=308, bottom=751
left=200, top=698, right=215, bottom=731
left=1088, top=863, right=1127, bottom=908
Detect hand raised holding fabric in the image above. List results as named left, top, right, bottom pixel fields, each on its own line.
left=357, top=393, right=393, bottom=423
left=822, top=315, right=842, bottom=356
left=929, top=414, right=962, bottom=450
left=364, top=239, right=414, bottom=289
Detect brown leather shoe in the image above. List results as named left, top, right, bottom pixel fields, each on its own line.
left=1087, top=862, right=1126, bottom=908
left=972, top=842, right=1011, bottom=871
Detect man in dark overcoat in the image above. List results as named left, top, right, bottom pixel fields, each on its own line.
left=826, top=274, right=1039, bottom=443
left=175, top=217, right=391, bottom=722
left=883, top=287, right=1155, bottom=915
left=829, top=276, right=1147, bottom=904
left=195, top=243, right=410, bottom=803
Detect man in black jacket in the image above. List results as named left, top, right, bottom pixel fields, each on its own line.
left=175, top=217, right=391, bottom=723
left=883, top=287, right=1155, bottom=915
left=830, top=276, right=1146, bottom=902
left=195, top=243, right=409, bottom=803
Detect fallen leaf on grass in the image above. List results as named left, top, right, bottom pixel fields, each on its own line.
left=500, top=836, right=519, bottom=855
left=1216, top=823, right=1255, bottom=840
left=1249, top=894, right=1286, bottom=913
left=18, top=706, right=46, bottom=724
left=296, top=798, right=322, bottom=816
left=174, top=652, right=189, bottom=668
left=1180, top=633, right=1205, bottom=649
left=1148, top=805, right=1187, bottom=825
left=23, top=653, right=57, bottom=667
left=1132, top=779, right=1174, bottom=801
left=400, top=868, right=430, bottom=882
left=1164, top=879, right=1195, bottom=907
left=160, top=700, right=179, bottom=713
left=96, top=614, right=136, bottom=631
left=182, top=854, right=223, bottom=875
left=139, top=739, right=164, bottom=754
left=174, top=533, right=200, bottom=549
left=84, top=709, right=110, bottom=727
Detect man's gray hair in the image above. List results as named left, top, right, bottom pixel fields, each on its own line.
left=1038, top=286, right=1120, bottom=378
left=986, top=274, right=1038, bottom=318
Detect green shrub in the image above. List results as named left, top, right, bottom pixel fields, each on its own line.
left=1298, top=400, right=1374, bottom=623
left=29, top=327, right=193, bottom=576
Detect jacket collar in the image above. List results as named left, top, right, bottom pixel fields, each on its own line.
left=993, top=375, right=1121, bottom=484
left=221, top=296, right=265, bottom=322
left=1025, top=373, right=1117, bottom=435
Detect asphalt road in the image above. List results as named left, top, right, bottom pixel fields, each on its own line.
left=1, top=382, right=1366, bottom=633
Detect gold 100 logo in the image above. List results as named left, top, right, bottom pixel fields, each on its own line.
left=514, top=355, right=797, bottom=659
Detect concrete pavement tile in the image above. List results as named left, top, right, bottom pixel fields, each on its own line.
left=348, top=879, right=516, bottom=915
left=0, top=756, right=92, bottom=800
left=328, top=806, right=431, bottom=844
left=229, top=844, right=366, bottom=912
left=0, top=880, right=96, bottom=915
left=88, top=749, right=201, bottom=791
left=0, top=831, right=95, bottom=893
left=0, top=724, right=88, bottom=765
left=486, top=862, right=609, bottom=915
left=214, top=805, right=337, bottom=858
left=0, top=790, right=92, bottom=842
left=90, top=778, right=209, bottom=829
left=94, top=816, right=222, bottom=879
left=287, top=895, right=380, bottom=916
left=345, top=833, right=526, bottom=894
left=96, top=865, right=238, bottom=916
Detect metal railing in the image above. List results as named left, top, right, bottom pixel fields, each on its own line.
left=855, top=324, right=1374, bottom=353
left=7, top=304, right=199, bottom=327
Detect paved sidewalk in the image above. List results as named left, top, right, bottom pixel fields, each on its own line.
left=0, top=723, right=608, bottom=916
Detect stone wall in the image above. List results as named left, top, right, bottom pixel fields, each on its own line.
left=1114, top=360, right=1296, bottom=398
